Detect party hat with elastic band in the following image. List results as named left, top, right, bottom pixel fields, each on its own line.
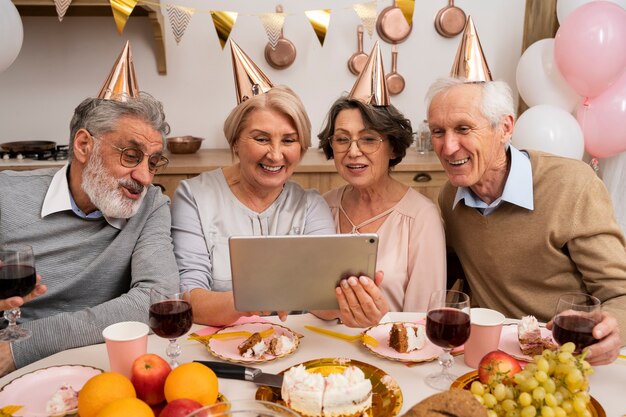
left=230, top=40, right=273, bottom=105
left=348, top=41, right=390, bottom=106
left=97, top=41, right=139, bottom=101
left=450, top=16, right=492, bottom=82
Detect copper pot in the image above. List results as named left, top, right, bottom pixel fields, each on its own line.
left=434, top=0, right=466, bottom=38
left=347, top=25, right=368, bottom=75
left=385, top=45, right=405, bottom=96
left=376, top=0, right=412, bottom=44
left=264, top=5, right=296, bottom=70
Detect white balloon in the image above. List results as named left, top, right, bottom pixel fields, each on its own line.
left=512, top=104, right=585, bottom=160
left=516, top=38, right=580, bottom=112
left=0, top=0, right=23, bottom=73
left=557, top=0, right=626, bottom=24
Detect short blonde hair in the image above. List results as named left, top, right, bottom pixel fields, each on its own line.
left=223, top=85, right=311, bottom=155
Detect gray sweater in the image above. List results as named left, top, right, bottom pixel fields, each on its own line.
left=0, top=168, right=179, bottom=368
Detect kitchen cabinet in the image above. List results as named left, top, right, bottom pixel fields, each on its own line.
left=11, top=0, right=167, bottom=74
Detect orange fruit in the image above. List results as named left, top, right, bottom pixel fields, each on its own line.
left=77, top=372, right=136, bottom=417
left=95, top=397, right=154, bottom=417
left=163, top=362, right=218, bottom=405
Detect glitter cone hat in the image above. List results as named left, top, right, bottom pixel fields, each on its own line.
left=450, top=16, right=493, bottom=82
left=230, top=40, right=274, bottom=104
left=348, top=41, right=390, bottom=106
left=97, top=40, right=139, bottom=101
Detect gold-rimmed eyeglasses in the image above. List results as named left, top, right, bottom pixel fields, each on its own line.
left=89, top=132, right=169, bottom=174
left=329, top=135, right=384, bottom=154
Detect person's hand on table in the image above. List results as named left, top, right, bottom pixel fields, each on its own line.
left=547, top=311, right=621, bottom=365
left=0, top=343, right=16, bottom=377
left=0, top=274, right=47, bottom=311
left=312, top=271, right=389, bottom=328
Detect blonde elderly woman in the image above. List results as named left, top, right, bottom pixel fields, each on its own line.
left=172, top=43, right=388, bottom=327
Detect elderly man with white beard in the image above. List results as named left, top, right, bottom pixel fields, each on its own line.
left=0, top=89, right=179, bottom=376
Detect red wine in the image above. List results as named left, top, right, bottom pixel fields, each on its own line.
left=426, top=308, right=471, bottom=348
left=149, top=300, right=193, bottom=339
left=0, top=265, right=36, bottom=299
left=553, top=314, right=598, bottom=351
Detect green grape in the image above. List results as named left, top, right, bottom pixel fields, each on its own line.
left=506, top=409, right=521, bottom=417
left=557, top=386, right=571, bottom=400
left=520, top=405, right=537, bottom=417
left=515, top=372, right=527, bottom=386
left=535, top=370, right=549, bottom=383
left=483, top=393, right=497, bottom=408
left=532, top=386, right=546, bottom=402
left=494, top=383, right=507, bottom=401
left=578, top=409, right=592, bottom=417
left=557, top=351, right=573, bottom=363
left=553, top=406, right=566, bottom=417
left=544, top=393, right=558, bottom=407
left=518, top=392, right=532, bottom=407
left=502, top=399, right=517, bottom=412
left=561, top=400, right=573, bottom=414
left=473, top=394, right=485, bottom=405
left=540, top=406, right=555, bottom=417
left=487, top=411, right=498, bottom=417
left=471, top=380, right=485, bottom=396
left=524, top=377, right=539, bottom=391
left=565, top=369, right=584, bottom=391
left=536, top=357, right=550, bottom=373
left=542, top=377, right=556, bottom=394
left=506, top=386, right=516, bottom=400
left=553, top=391, right=564, bottom=404
left=574, top=391, right=590, bottom=403
left=560, top=342, right=576, bottom=353
left=572, top=397, right=587, bottom=413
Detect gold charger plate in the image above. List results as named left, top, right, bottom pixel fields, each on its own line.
left=451, top=371, right=605, bottom=417
left=255, top=358, right=402, bottom=417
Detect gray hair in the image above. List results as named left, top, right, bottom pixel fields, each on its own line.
left=68, top=92, right=170, bottom=160
left=425, top=77, right=516, bottom=127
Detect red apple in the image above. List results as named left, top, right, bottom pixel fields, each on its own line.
left=159, top=399, right=204, bottom=417
left=478, top=350, right=522, bottom=385
left=131, top=353, right=172, bottom=405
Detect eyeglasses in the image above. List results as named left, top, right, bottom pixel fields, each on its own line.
left=329, top=135, right=385, bottom=154
left=89, top=133, right=169, bottom=174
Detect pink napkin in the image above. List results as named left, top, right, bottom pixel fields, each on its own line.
left=194, top=315, right=270, bottom=336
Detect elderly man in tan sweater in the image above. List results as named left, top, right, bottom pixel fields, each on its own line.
left=426, top=77, right=626, bottom=365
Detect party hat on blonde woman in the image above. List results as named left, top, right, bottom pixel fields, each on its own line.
left=450, top=16, right=492, bottom=82
left=230, top=40, right=274, bottom=105
left=97, top=41, right=139, bottom=101
left=348, top=41, right=390, bottom=106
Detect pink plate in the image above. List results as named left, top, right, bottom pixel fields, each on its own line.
left=0, top=365, right=102, bottom=416
left=498, top=324, right=555, bottom=361
left=362, top=322, right=443, bottom=363
left=207, top=322, right=299, bottom=364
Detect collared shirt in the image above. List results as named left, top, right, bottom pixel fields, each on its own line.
left=452, top=145, right=534, bottom=216
left=41, top=164, right=126, bottom=229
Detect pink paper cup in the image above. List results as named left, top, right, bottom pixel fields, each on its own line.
left=464, top=308, right=505, bottom=369
left=102, top=321, right=149, bottom=378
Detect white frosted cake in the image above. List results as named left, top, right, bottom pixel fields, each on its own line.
left=281, top=364, right=372, bottom=417
left=389, top=323, right=426, bottom=353
left=518, top=315, right=557, bottom=356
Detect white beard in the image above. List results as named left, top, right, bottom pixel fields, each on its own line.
left=81, top=147, right=147, bottom=218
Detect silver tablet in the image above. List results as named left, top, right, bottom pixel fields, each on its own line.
left=230, top=234, right=378, bottom=311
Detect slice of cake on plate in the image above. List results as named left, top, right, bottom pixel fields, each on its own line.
left=389, top=323, right=426, bottom=353
left=281, top=364, right=373, bottom=417
left=518, top=315, right=557, bottom=356
left=45, top=384, right=79, bottom=416
left=238, top=332, right=268, bottom=358
left=238, top=332, right=296, bottom=359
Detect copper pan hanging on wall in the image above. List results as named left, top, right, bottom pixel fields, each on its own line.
left=347, top=25, right=369, bottom=75
left=385, top=45, right=405, bottom=95
left=376, top=0, right=412, bottom=44
left=434, top=0, right=466, bottom=38
left=264, top=5, right=297, bottom=70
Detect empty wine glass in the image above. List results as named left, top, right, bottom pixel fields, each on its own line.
left=0, top=244, right=37, bottom=342
left=425, top=289, right=471, bottom=390
left=552, top=292, right=602, bottom=353
left=148, top=287, right=193, bottom=368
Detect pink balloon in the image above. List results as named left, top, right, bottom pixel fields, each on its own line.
left=576, top=72, right=626, bottom=158
left=554, top=1, right=626, bottom=98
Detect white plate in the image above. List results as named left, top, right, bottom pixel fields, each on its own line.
left=0, top=365, right=102, bottom=416
left=498, top=324, right=555, bottom=361
left=362, top=322, right=444, bottom=363
left=207, top=322, right=299, bottom=364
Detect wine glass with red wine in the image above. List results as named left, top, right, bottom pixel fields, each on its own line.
left=0, top=244, right=37, bottom=342
left=552, top=293, right=601, bottom=353
left=149, top=287, right=193, bottom=368
left=425, top=289, right=471, bottom=390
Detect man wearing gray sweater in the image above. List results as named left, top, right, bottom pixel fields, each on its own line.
left=0, top=91, right=179, bottom=376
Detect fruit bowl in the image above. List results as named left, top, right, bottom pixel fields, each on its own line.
left=166, top=136, right=204, bottom=154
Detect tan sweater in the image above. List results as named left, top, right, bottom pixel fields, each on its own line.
left=439, top=151, right=626, bottom=344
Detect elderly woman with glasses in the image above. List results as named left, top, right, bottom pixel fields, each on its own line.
left=317, top=95, right=446, bottom=314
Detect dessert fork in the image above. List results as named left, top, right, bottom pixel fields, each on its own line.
left=189, top=327, right=274, bottom=345
left=304, top=325, right=378, bottom=347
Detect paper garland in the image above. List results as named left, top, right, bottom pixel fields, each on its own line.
left=166, top=4, right=194, bottom=45
left=305, top=9, right=331, bottom=47
left=110, top=0, right=138, bottom=34
left=259, top=12, right=286, bottom=50
left=54, top=0, right=71, bottom=22
left=352, top=1, right=376, bottom=37
left=211, top=11, right=238, bottom=50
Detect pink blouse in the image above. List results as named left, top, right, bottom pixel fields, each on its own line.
left=324, top=186, right=446, bottom=312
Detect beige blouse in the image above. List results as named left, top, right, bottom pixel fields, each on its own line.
left=324, top=186, right=446, bottom=312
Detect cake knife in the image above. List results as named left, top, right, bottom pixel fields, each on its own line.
left=195, top=360, right=283, bottom=388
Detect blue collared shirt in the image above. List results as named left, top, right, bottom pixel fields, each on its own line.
left=41, top=164, right=127, bottom=229
left=452, top=145, right=534, bottom=216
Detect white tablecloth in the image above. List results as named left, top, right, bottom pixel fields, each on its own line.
left=1, top=312, right=624, bottom=416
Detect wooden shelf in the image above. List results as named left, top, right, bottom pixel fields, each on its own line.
left=12, top=0, right=167, bottom=75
